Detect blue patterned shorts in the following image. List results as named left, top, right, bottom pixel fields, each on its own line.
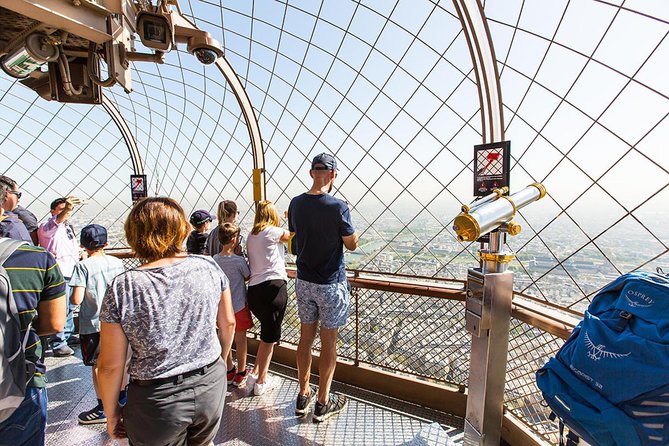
left=295, top=279, right=350, bottom=329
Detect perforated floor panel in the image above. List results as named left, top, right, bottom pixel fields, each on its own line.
left=44, top=347, right=464, bottom=445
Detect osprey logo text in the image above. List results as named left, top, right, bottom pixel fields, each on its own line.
left=584, top=332, right=631, bottom=361
left=624, top=289, right=654, bottom=308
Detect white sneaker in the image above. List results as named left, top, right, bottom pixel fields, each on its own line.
left=253, top=375, right=280, bottom=396
left=247, top=370, right=258, bottom=385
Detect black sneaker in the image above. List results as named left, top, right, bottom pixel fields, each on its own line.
left=295, top=386, right=317, bottom=416
left=53, top=345, right=75, bottom=357
left=78, top=406, right=106, bottom=425
left=312, top=393, right=348, bottom=423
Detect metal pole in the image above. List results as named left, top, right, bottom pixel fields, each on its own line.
left=464, top=229, right=513, bottom=446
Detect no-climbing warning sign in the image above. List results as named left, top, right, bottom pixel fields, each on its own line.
left=473, top=141, right=510, bottom=197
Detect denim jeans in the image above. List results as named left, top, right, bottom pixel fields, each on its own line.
left=0, top=387, right=48, bottom=446
left=51, top=280, right=74, bottom=349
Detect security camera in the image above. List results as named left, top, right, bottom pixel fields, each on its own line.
left=186, top=37, right=223, bottom=65
left=173, top=24, right=223, bottom=65
left=137, top=12, right=173, bottom=52
left=193, top=48, right=218, bottom=65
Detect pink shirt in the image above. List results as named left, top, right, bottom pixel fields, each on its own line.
left=38, top=214, right=79, bottom=277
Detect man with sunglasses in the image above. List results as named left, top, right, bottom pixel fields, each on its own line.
left=0, top=175, right=34, bottom=244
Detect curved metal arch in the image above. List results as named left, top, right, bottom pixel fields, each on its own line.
left=101, top=13, right=266, bottom=202
left=452, top=0, right=504, bottom=143
left=214, top=56, right=266, bottom=203
left=451, top=2, right=506, bottom=445
left=171, top=11, right=266, bottom=204
left=101, top=93, right=144, bottom=175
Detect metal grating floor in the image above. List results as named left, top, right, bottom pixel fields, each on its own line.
left=44, top=346, right=464, bottom=445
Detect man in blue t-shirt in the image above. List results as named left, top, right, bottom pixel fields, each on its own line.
left=288, top=153, right=358, bottom=423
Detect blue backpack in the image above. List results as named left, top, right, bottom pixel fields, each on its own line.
left=536, top=271, right=669, bottom=446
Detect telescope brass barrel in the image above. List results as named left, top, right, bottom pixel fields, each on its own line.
left=453, top=183, right=546, bottom=242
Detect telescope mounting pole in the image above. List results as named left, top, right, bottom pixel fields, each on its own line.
left=464, top=228, right=514, bottom=446
left=453, top=184, right=545, bottom=444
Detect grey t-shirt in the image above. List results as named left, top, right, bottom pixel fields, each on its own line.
left=69, top=255, right=125, bottom=334
left=100, top=255, right=229, bottom=380
left=212, top=253, right=250, bottom=313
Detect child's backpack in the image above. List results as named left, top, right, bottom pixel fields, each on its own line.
left=0, top=237, right=30, bottom=423
left=536, top=271, right=669, bottom=446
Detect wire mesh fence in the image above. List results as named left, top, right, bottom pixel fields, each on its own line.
left=243, top=272, right=566, bottom=443
left=505, top=319, right=564, bottom=444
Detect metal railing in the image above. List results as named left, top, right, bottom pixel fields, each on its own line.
left=281, top=269, right=571, bottom=445
left=108, top=250, right=575, bottom=445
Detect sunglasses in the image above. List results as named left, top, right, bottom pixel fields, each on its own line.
left=312, top=166, right=332, bottom=171
left=8, top=190, right=21, bottom=199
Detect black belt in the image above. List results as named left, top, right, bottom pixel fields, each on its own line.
left=131, top=358, right=219, bottom=387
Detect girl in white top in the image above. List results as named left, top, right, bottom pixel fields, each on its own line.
left=245, top=200, right=290, bottom=395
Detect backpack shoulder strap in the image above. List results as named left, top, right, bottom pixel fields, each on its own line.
left=0, top=238, right=27, bottom=266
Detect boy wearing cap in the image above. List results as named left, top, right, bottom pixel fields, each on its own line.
left=69, top=224, right=126, bottom=424
left=187, top=209, right=213, bottom=255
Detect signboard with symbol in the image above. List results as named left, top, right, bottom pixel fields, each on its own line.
left=130, top=174, right=148, bottom=203
left=473, top=141, right=510, bottom=197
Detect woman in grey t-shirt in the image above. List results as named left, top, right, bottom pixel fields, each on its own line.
left=97, top=197, right=236, bottom=445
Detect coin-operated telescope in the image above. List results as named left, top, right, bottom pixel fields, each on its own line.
left=454, top=182, right=546, bottom=244
left=453, top=183, right=546, bottom=446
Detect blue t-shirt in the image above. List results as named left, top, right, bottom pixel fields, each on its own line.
left=288, top=193, right=355, bottom=284
left=13, top=206, right=38, bottom=233
left=69, top=254, right=125, bottom=334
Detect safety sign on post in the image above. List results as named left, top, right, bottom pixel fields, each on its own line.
left=130, top=174, right=148, bottom=204
left=473, top=141, right=510, bottom=197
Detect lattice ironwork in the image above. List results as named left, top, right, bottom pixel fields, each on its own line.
left=2, top=1, right=668, bottom=443
left=257, top=278, right=567, bottom=443
left=251, top=280, right=471, bottom=387
left=2, top=1, right=666, bottom=309
left=505, top=318, right=564, bottom=444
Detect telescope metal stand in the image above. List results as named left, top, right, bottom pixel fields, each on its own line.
left=463, top=231, right=514, bottom=446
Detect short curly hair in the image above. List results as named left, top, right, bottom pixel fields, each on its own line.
left=124, top=197, right=190, bottom=262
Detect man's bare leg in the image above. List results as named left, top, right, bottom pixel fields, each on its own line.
left=317, top=327, right=338, bottom=404
left=297, top=322, right=318, bottom=396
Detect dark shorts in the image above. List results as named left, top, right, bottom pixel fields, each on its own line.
left=247, top=279, right=287, bottom=343
left=80, top=332, right=100, bottom=366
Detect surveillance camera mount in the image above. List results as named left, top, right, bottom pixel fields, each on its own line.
left=173, top=23, right=224, bottom=62
left=133, top=4, right=223, bottom=65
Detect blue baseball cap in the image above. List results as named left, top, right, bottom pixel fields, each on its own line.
left=190, top=209, right=213, bottom=225
left=80, top=224, right=107, bottom=250
left=311, top=153, right=338, bottom=171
